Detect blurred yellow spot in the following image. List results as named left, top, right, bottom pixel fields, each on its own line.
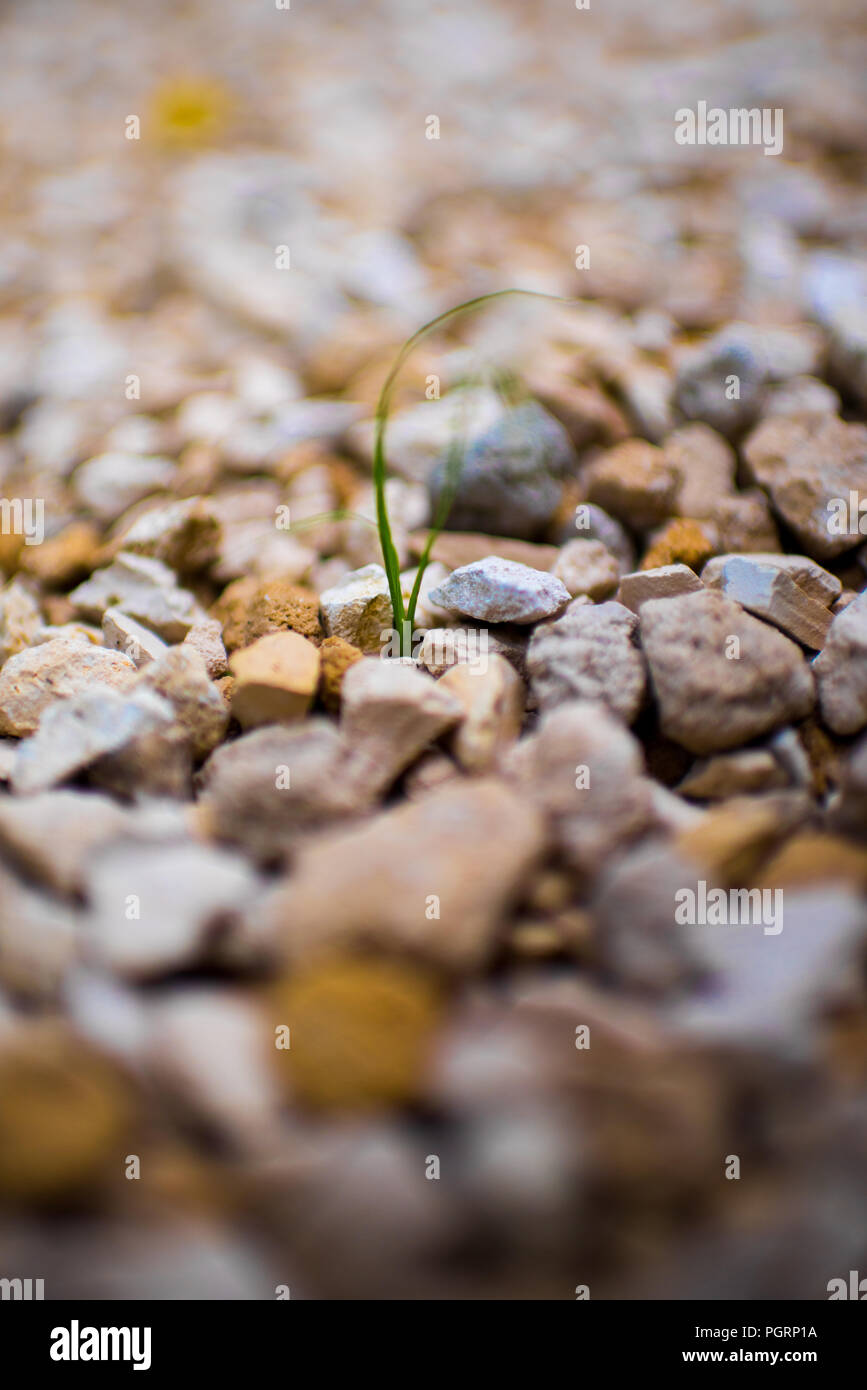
left=149, top=76, right=232, bottom=147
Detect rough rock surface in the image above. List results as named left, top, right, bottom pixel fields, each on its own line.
left=639, top=590, right=814, bottom=753
left=527, top=600, right=646, bottom=722
left=429, top=557, right=570, bottom=625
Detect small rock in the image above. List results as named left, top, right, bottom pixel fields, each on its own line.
left=713, top=490, right=781, bottom=554
left=428, top=399, right=577, bottom=540
left=664, top=423, right=736, bottom=518
left=743, top=413, right=867, bottom=559
left=83, top=839, right=259, bottom=978
left=674, top=324, right=768, bottom=435
left=526, top=601, right=646, bottom=723
left=702, top=552, right=842, bottom=607
left=18, top=521, right=100, bottom=588
left=569, top=504, right=635, bottom=572
left=0, top=636, right=137, bottom=736
left=416, top=625, right=525, bottom=679
left=70, top=552, right=197, bottom=623
left=11, top=688, right=180, bottom=795
left=182, top=616, right=228, bottom=678
left=675, top=792, right=810, bottom=884
left=617, top=564, right=703, bottom=612
left=437, top=655, right=524, bottom=772
left=814, top=592, right=867, bottom=735
left=701, top=555, right=833, bottom=650
left=429, top=557, right=570, bottom=625
left=339, top=657, right=462, bottom=802
left=0, top=864, right=77, bottom=998
left=196, top=720, right=358, bottom=863
left=677, top=749, right=788, bottom=800
left=641, top=517, right=717, bottom=572
left=268, top=955, right=442, bottom=1110
left=551, top=539, right=620, bottom=599
left=115, top=496, right=221, bottom=575
left=0, top=579, right=42, bottom=665
left=828, top=304, right=867, bottom=410
left=147, top=988, right=281, bottom=1150
left=0, top=789, right=130, bottom=895
left=238, top=578, right=323, bottom=648
left=319, top=563, right=393, bottom=651
left=318, top=634, right=364, bottom=711
left=584, top=439, right=680, bottom=531
left=102, top=607, right=169, bottom=667
left=639, top=590, right=814, bottom=753
left=503, top=700, right=653, bottom=874
left=255, top=779, right=545, bottom=969
left=0, top=1025, right=132, bottom=1202
left=229, top=631, right=320, bottom=729
left=764, top=375, right=841, bottom=417
left=73, top=452, right=175, bottom=522
left=136, top=645, right=228, bottom=758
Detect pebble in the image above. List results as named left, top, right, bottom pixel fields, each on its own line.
left=236, top=578, right=323, bottom=648
left=743, top=413, right=867, bottom=559
left=677, top=749, right=788, bottom=801
left=437, top=654, right=525, bottom=772
left=674, top=324, right=768, bottom=436
left=639, top=590, right=814, bottom=754
left=69, top=552, right=181, bottom=618
left=182, top=616, right=228, bottom=679
left=228, top=631, right=321, bottom=729
left=339, top=657, right=463, bottom=802
left=526, top=600, right=646, bottom=723
left=0, top=579, right=42, bottom=665
left=146, top=988, right=282, bottom=1151
left=18, top=521, right=100, bottom=588
left=116, top=496, right=221, bottom=577
left=675, top=792, right=810, bottom=885
left=663, top=423, right=736, bottom=518
left=568, top=503, right=636, bottom=572
left=319, top=563, right=394, bottom=651
left=641, top=517, right=717, bottom=572
left=0, top=868, right=77, bottom=999
left=429, top=557, right=570, bottom=625
left=702, top=552, right=842, bottom=607
left=255, top=779, right=545, bottom=970
left=71, top=552, right=201, bottom=640
left=503, top=700, right=653, bottom=874
left=83, top=839, right=259, bottom=978
left=617, top=564, right=703, bottom=612
left=102, top=607, right=169, bottom=667
left=269, top=955, right=442, bottom=1110
left=427, top=400, right=577, bottom=540
left=701, top=554, right=833, bottom=650
left=713, top=490, right=781, bottom=554
left=72, top=452, right=175, bottom=522
left=317, top=634, right=363, bottom=711
left=814, top=592, right=867, bottom=735
left=0, top=636, right=137, bottom=736
left=196, top=720, right=359, bottom=863
left=11, top=687, right=181, bottom=796
left=0, top=789, right=130, bottom=895
left=0, top=1025, right=132, bottom=1202
left=551, top=538, right=620, bottom=599
left=584, top=439, right=680, bottom=531
left=136, top=645, right=229, bottom=758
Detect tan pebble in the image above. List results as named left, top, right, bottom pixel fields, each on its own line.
left=0, top=1025, right=133, bottom=1202
left=229, top=631, right=320, bottom=728
left=438, top=654, right=524, bottom=772
left=318, top=634, right=363, bottom=711
left=268, top=955, right=441, bottom=1110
